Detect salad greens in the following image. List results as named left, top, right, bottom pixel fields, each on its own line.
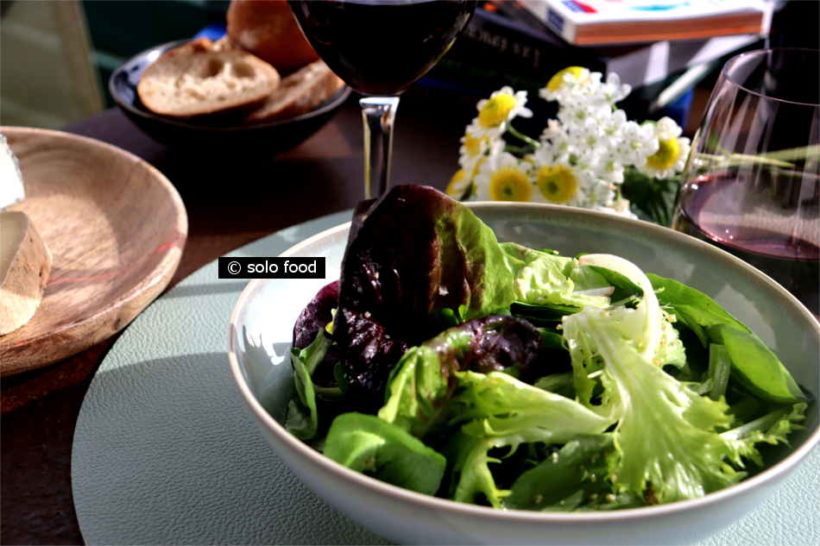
left=324, top=413, right=446, bottom=496
left=285, top=185, right=808, bottom=511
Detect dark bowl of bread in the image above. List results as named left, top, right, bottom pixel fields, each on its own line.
left=110, top=37, right=350, bottom=152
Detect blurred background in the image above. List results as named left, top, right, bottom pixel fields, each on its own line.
left=1, top=0, right=230, bottom=127
left=0, top=0, right=818, bottom=131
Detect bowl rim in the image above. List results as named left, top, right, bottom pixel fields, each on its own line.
left=108, top=39, right=352, bottom=133
left=227, top=201, right=819, bottom=523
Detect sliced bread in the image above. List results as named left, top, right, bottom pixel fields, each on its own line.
left=137, top=38, right=281, bottom=117
left=244, top=60, right=345, bottom=124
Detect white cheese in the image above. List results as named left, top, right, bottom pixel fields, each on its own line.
left=0, top=211, right=52, bottom=335
left=0, top=134, right=25, bottom=210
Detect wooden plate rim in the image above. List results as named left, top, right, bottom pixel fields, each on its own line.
left=0, top=126, right=188, bottom=375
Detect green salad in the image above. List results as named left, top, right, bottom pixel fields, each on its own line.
left=285, top=184, right=807, bottom=511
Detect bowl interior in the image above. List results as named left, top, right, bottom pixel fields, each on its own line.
left=231, top=204, right=819, bottom=501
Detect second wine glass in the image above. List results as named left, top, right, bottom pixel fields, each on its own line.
left=673, top=48, right=819, bottom=313
left=289, top=0, right=476, bottom=198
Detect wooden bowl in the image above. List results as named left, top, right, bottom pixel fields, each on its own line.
left=0, top=127, right=187, bottom=375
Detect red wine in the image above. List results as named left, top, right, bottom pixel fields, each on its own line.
left=674, top=174, right=819, bottom=313
left=289, top=0, right=475, bottom=95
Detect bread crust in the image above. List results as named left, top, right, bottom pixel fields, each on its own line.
left=244, top=61, right=345, bottom=123
left=137, top=38, right=281, bottom=117
left=227, top=0, right=318, bottom=71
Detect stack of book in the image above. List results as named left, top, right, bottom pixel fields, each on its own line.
left=523, top=0, right=769, bottom=46
left=422, top=0, right=769, bottom=122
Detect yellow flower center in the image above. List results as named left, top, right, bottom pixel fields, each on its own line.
left=489, top=167, right=532, bottom=202
left=463, top=134, right=484, bottom=156
left=546, top=66, right=586, bottom=92
left=646, top=138, right=681, bottom=170
left=478, top=94, right=517, bottom=128
left=536, top=164, right=578, bottom=204
left=445, top=169, right=469, bottom=198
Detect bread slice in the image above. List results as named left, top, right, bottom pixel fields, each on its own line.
left=137, top=38, right=281, bottom=117
left=244, top=60, right=345, bottom=124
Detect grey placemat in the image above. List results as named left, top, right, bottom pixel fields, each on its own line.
left=72, top=211, right=819, bottom=545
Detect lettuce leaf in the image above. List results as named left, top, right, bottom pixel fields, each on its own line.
left=379, top=316, right=545, bottom=437
left=505, top=435, right=642, bottom=511
left=330, top=186, right=631, bottom=403
left=377, top=333, right=466, bottom=438
left=448, top=433, right=510, bottom=507
left=563, top=305, right=750, bottom=502
left=453, top=371, right=611, bottom=446
left=285, top=331, right=331, bottom=440
left=721, top=402, right=807, bottom=466
left=648, top=274, right=803, bottom=403
left=323, top=412, right=446, bottom=495
left=501, top=243, right=609, bottom=309
left=557, top=255, right=805, bottom=503
left=443, top=371, right=612, bottom=507
left=332, top=186, right=517, bottom=402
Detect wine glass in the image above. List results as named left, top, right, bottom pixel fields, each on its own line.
left=289, top=0, right=476, bottom=199
left=673, top=48, right=819, bottom=314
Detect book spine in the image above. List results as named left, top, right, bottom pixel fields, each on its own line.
left=458, top=10, right=546, bottom=73
left=453, top=9, right=604, bottom=76
left=520, top=0, right=577, bottom=44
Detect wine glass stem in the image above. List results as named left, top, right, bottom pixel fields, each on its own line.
left=360, top=96, right=399, bottom=199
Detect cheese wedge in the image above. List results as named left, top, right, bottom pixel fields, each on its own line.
left=0, top=135, right=25, bottom=210
left=0, top=211, right=52, bottom=335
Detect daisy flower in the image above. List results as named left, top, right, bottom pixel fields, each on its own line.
left=473, top=87, right=532, bottom=136
left=473, top=153, right=534, bottom=202
left=540, top=66, right=590, bottom=103
left=640, top=117, right=691, bottom=179
left=534, top=163, right=579, bottom=204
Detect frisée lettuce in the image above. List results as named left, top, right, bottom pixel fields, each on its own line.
left=285, top=185, right=808, bottom=510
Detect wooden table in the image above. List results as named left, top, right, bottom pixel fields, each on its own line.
left=0, top=92, right=468, bottom=544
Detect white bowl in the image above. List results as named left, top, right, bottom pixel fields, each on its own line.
left=228, top=203, right=819, bottom=545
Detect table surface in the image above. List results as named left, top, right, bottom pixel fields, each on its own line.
left=0, top=91, right=468, bottom=544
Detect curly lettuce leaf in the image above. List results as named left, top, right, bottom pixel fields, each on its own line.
left=444, top=370, right=612, bottom=507
left=563, top=255, right=684, bottom=407
left=501, top=243, right=609, bottom=309
left=454, top=371, right=611, bottom=446
left=564, top=304, right=752, bottom=503
left=721, top=402, right=807, bottom=466
left=323, top=412, right=446, bottom=495
left=577, top=254, right=678, bottom=362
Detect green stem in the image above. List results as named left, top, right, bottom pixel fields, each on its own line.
left=505, top=145, right=533, bottom=155
left=507, top=125, right=540, bottom=148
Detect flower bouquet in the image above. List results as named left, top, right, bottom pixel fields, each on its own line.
left=446, top=67, right=690, bottom=225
